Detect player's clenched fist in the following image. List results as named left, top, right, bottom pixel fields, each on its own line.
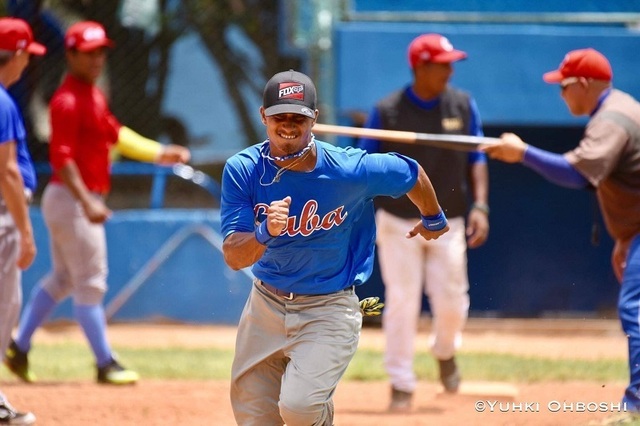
left=265, top=196, right=291, bottom=237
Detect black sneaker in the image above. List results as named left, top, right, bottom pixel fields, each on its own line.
left=438, top=357, right=461, bottom=393
left=388, top=386, right=412, bottom=412
left=4, top=341, right=36, bottom=383
left=97, top=358, right=139, bottom=385
left=0, top=398, right=36, bottom=425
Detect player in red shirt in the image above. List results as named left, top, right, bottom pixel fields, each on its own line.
left=5, top=21, right=190, bottom=385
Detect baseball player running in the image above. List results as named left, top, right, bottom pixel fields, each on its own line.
left=4, top=20, right=190, bottom=386
left=483, top=48, right=640, bottom=412
left=221, top=70, right=449, bottom=426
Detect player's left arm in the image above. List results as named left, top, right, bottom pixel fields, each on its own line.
left=405, top=164, right=449, bottom=240
left=115, top=126, right=190, bottom=164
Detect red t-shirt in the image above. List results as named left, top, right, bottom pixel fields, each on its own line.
left=49, top=74, right=121, bottom=193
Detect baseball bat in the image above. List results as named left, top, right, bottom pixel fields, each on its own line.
left=171, top=163, right=221, bottom=200
left=312, top=123, right=499, bottom=152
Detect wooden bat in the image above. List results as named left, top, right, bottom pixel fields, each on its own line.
left=312, top=123, right=499, bottom=152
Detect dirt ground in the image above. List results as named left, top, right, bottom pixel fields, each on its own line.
left=1, top=318, right=632, bottom=426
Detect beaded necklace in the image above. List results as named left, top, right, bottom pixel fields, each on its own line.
left=259, top=135, right=316, bottom=162
left=259, top=137, right=316, bottom=186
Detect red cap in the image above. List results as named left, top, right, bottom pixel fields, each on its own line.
left=0, top=18, right=46, bottom=55
left=408, top=33, right=467, bottom=68
left=543, top=48, right=612, bottom=83
left=65, top=21, right=114, bottom=52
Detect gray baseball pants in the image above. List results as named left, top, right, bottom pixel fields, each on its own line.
left=231, top=280, right=362, bottom=426
left=39, top=183, right=107, bottom=304
left=0, top=201, right=21, bottom=356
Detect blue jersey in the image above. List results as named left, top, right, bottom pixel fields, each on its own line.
left=221, top=140, right=419, bottom=294
left=0, top=85, right=36, bottom=191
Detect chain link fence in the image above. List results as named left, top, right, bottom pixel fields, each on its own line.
left=5, top=0, right=312, bottom=207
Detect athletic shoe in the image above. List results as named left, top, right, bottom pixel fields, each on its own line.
left=438, top=357, right=461, bottom=393
left=0, top=398, right=36, bottom=425
left=388, top=386, right=413, bottom=412
left=3, top=341, right=36, bottom=383
left=97, top=358, right=139, bottom=385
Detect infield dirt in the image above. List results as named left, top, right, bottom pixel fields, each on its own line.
left=1, top=318, right=630, bottom=425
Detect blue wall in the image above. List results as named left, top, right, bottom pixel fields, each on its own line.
left=22, top=195, right=618, bottom=323
left=23, top=209, right=253, bottom=324
left=352, top=0, right=640, bottom=12
left=333, top=22, right=640, bottom=126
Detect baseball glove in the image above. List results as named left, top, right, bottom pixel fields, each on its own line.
left=359, top=296, right=384, bottom=316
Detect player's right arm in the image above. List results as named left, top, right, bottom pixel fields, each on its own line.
left=57, top=161, right=111, bottom=223
left=222, top=196, right=291, bottom=271
left=49, top=93, right=111, bottom=223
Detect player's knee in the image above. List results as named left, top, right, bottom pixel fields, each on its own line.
left=74, top=285, right=106, bottom=305
left=40, top=274, right=72, bottom=302
left=278, top=397, right=326, bottom=426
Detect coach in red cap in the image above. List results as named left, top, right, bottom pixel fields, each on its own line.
left=5, top=20, right=190, bottom=388
left=357, top=33, right=489, bottom=410
left=484, top=48, right=640, bottom=413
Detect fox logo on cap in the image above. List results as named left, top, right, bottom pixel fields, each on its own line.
left=278, top=83, right=305, bottom=101
left=263, top=70, right=316, bottom=118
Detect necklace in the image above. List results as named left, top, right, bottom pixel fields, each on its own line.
left=259, top=140, right=315, bottom=186
left=260, top=135, right=316, bottom=162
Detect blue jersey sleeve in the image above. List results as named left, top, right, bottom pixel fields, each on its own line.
left=363, top=152, right=419, bottom=198
left=220, top=156, right=257, bottom=239
left=468, top=97, right=488, bottom=165
left=524, top=145, right=589, bottom=188
left=0, top=91, right=20, bottom=144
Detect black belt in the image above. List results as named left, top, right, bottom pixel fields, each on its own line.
left=258, top=280, right=353, bottom=301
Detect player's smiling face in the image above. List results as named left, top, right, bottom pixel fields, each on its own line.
left=260, top=109, right=317, bottom=157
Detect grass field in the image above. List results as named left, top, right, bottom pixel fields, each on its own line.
left=0, top=320, right=634, bottom=425
left=0, top=342, right=627, bottom=383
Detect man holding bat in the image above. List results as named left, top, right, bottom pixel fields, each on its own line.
left=483, top=48, right=640, bottom=412
left=358, top=33, right=489, bottom=410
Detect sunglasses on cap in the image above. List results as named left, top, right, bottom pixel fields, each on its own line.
left=559, top=77, right=581, bottom=90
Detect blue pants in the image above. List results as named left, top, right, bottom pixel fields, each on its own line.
left=619, top=235, right=640, bottom=411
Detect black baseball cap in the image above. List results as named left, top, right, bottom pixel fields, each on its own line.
left=263, top=70, right=317, bottom=119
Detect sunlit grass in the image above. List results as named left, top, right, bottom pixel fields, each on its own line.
left=0, top=344, right=627, bottom=383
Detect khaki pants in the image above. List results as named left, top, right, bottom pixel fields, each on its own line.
left=231, top=281, right=362, bottom=426
left=0, top=200, right=21, bottom=356
left=39, top=183, right=108, bottom=304
left=376, top=209, right=469, bottom=393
